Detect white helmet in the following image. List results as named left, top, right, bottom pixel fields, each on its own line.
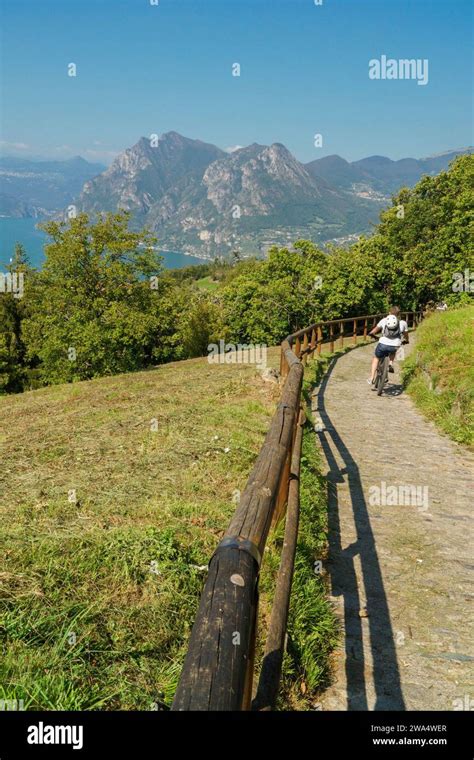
left=386, top=314, right=398, bottom=328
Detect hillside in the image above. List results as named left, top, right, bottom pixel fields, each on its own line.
left=2, top=137, right=469, bottom=258
left=0, top=353, right=279, bottom=708
left=0, top=348, right=335, bottom=709
left=306, top=148, right=472, bottom=195
left=77, top=132, right=225, bottom=221
left=402, top=306, right=474, bottom=446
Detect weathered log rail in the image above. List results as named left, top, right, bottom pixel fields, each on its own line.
left=172, top=310, right=423, bottom=711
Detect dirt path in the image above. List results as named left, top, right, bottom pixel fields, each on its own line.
left=312, top=340, right=473, bottom=710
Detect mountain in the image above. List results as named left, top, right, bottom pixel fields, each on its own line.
left=0, top=156, right=105, bottom=217
left=0, top=192, right=33, bottom=218
left=78, top=132, right=226, bottom=220
left=76, top=133, right=381, bottom=256
left=11, top=135, right=467, bottom=257
left=306, top=148, right=471, bottom=197
left=305, top=154, right=369, bottom=190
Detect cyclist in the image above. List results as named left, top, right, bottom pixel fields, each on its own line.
left=367, top=306, right=408, bottom=387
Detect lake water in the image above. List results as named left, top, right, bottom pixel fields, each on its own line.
left=0, top=218, right=207, bottom=270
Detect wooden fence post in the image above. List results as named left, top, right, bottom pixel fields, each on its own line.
left=302, top=333, right=308, bottom=365
left=252, top=407, right=305, bottom=711
left=280, top=348, right=288, bottom=384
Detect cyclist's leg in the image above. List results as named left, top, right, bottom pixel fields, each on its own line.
left=370, top=342, right=386, bottom=383
left=369, top=342, right=384, bottom=383
left=369, top=353, right=379, bottom=383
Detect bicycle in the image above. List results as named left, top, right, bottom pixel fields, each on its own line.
left=371, top=334, right=408, bottom=396
left=368, top=333, right=393, bottom=396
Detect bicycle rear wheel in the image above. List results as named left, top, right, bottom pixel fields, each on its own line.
left=377, top=356, right=389, bottom=396
left=373, top=359, right=382, bottom=393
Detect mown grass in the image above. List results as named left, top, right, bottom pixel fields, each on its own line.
left=195, top=276, right=220, bottom=292
left=0, top=343, right=341, bottom=710
left=402, top=305, right=474, bottom=447
left=0, top=352, right=281, bottom=710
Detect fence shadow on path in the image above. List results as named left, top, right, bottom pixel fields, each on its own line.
left=316, top=355, right=406, bottom=710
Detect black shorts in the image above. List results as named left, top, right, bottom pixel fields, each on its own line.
left=375, top=343, right=397, bottom=359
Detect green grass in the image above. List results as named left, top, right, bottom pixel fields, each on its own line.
left=195, top=276, right=220, bottom=292
left=402, top=305, right=474, bottom=447
left=256, top=353, right=340, bottom=709
left=0, top=352, right=281, bottom=710
left=280, top=426, right=339, bottom=707
left=0, top=343, right=340, bottom=710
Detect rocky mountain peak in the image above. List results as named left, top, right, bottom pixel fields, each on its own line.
left=74, top=134, right=469, bottom=258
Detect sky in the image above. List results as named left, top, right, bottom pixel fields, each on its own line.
left=0, top=0, right=472, bottom=165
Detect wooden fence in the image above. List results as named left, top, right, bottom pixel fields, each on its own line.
left=172, top=311, right=423, bottom=711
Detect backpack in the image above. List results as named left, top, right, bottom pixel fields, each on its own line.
left=383, top=318, right=401, bottom=340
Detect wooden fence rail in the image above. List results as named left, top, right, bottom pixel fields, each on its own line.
left=172, top=310, right=423, bottom=711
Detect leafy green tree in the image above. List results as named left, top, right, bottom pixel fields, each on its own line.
left=322, top=239, right=387, bottom=319
left=178, top=293, right=225, bottom=358
left=370, top=154, right=474, bottom=307
left=0, top=243, right=32, bottom=393
left=221, top=243, right=327, bottom=344
left=147, top=274, right=198, bottom=363
left=22, top=213, right=163, bottom=384
left=0, top=333, right=10, bottom=392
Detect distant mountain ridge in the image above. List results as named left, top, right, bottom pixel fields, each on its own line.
left=306, top=149, right=471, bottom=194
left=0, top=156, right=105, bottom=218
left=1, top=136, right=469, bottom=256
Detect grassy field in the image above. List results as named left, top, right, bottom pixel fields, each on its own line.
left=0, top=347, right=337, bottom=710
left=402, top=305, right=473, bottom=448
left=195, top=276, right=220, bottom=292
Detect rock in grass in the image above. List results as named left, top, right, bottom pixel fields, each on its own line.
left=260, top=368, right=280, bottom=384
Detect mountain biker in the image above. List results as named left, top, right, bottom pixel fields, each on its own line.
left=367, top=306, right=408, bottom=386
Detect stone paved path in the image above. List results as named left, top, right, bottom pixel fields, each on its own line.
left=313, top=340, right=473, bottom=711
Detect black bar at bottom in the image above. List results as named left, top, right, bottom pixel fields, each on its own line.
left=0, top=710, right=471, bottom=758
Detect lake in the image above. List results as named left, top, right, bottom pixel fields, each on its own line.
left=0, top=218, right=207, bottom=270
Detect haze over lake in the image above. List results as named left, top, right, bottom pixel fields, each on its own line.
left=0, top=218, right=207, bottom=270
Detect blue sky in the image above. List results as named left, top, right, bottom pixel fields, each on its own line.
left=1, top=0, right=472, bottom=164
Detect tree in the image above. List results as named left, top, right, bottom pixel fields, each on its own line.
left=0, top=243, right=32, bottom=393
left=22, top=213, right=163, bottom=384
left=370, top=154, right=474, bottom=307
left=178, top=294, right=225, bottom=357
left=221, top=243, right=327, bottom=343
